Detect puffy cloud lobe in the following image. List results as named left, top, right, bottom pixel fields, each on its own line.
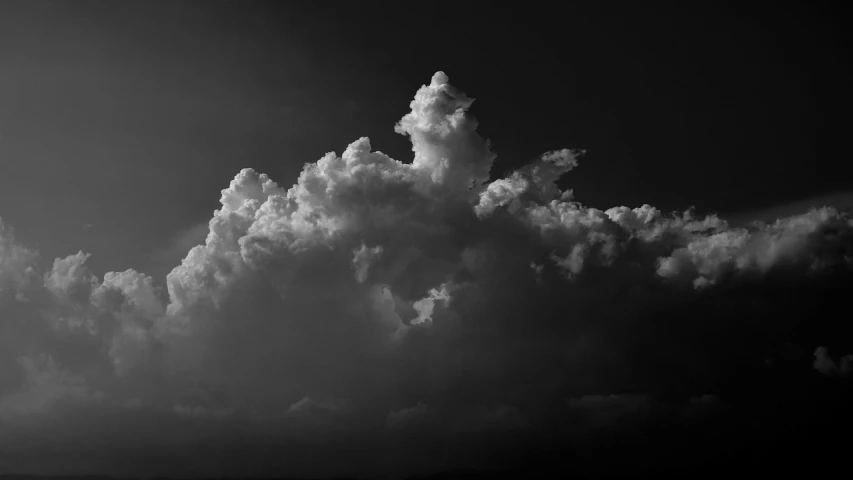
left=474, top=174, right=529, bottom=218
left=0, top=236, right=166, bottom=424
left=165, top=168, right=284, bottom=315
left=605, top=204, right=660, bottom=230
left=102, top=269, right=165, bottom=318
left=44, top=252, right=109, bottom=333
left=474, top=148, right=582, bottom=217
left=41, top=252, right=164, bottom=377
left=45, top=252, right=99, bottom=305
left=524, top=200, right=629, bottom=277
left=504, top=189, right=851, bottom=284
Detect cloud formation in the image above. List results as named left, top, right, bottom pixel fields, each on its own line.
left=1, top=72, right=852, bottom=478
left=814, top=346, right=853, bottom=377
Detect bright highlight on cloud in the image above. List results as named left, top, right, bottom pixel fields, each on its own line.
left=1, top=72, right=852, bottom=478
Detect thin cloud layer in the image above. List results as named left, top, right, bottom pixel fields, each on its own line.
left=1, top=72, right=852, bottom=477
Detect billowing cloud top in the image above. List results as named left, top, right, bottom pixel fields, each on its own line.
left=1, top=72, right=852, bottom=478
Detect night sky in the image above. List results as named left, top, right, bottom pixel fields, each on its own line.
left=0, top=2, right=852, bottom=478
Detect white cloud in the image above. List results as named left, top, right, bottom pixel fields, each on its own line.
left=605, top=204, right=660, bottom=230
left=0, top=72, right=851, bottom=477
left=475, top=148, right=582, bottom=218
left=656, top=207, right=853, bottom=287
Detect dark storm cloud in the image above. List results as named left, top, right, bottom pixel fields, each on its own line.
left=1, top=73, right=852, bottom=478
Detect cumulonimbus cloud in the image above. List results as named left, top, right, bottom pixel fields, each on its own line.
left=1, top=72, right=852, bottom=477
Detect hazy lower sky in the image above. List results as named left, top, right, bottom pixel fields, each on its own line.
left=0, top=2, right=851, bottom=478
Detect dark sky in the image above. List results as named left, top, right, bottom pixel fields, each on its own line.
left=0, top=2, right=849, bottom=284
left=1, top=2, right=853, bottom=478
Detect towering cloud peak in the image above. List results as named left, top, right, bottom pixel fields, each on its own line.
left=395, top=71, right=496, bottom=193
left=164, top=72, right=502, bottom=320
